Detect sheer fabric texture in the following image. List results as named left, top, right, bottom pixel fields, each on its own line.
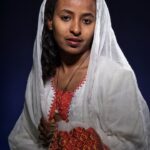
left=9, top=0, right=150, bottom=149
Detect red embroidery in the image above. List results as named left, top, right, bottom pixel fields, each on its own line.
left=48, top=79, right=110, bottom=150
left=49, top=89, right=73, bottom=121
left=49, top=77, right=86, bottom=121
left=50, top=127, right=109, bottom=150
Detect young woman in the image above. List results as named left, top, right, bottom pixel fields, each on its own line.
left=9, top=0, right=150, bottom=149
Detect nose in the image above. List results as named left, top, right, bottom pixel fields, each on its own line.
left=70, top=19, right=81, bottom=36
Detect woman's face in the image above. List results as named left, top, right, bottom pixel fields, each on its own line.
left=48, top=0, right=96, bottom=55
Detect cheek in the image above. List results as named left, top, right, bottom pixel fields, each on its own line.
left=53, top=29, right=62, bottom=44
left=53, top=26, right=62, bottom=38
left=84, top=26, right=95, bottom=41
left=52, top=26, right=68, bottom=49
left=53, top=20, right=67, bottom=36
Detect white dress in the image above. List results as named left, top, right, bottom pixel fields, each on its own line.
left=8, top=0, right=150, bottom=149
left=9, top=56, right=150, bottom=150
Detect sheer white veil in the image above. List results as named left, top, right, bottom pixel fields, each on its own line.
left=35, top=0, right=132, bottom=106
left=31, top=0, right=149, bottom=147
left=35, top=0, right=132, bottom=121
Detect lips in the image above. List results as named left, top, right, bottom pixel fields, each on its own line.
left=65, top=37, right=83, bottom=47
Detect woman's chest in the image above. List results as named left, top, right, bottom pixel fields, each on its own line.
left=41, top=80, right=87, bottom=122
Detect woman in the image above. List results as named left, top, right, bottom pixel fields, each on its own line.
left=9, top=0, right=150, bottom=149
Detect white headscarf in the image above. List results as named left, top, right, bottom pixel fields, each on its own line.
left=34, top=0, right=131, bottom=87
left=34, top=0, right=133, bottom=121
left=9, top=0, right=150, bottom=149
left=35, top=0, right=150, bottom=145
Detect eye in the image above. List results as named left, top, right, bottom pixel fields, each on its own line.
left=82, top=18, right=92, bottom=25
left=60, top=15, right=71, bottom=22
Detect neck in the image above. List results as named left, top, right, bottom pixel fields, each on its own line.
left=59, top=50, right=90, bottom=73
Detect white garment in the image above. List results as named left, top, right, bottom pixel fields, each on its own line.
left=8, top=0, right=150, bottom=150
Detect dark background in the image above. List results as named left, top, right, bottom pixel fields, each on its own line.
left=1, top=0, right=150, bottom=149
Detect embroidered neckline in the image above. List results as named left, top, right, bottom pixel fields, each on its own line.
left=48, top=76, right=86, bottom=122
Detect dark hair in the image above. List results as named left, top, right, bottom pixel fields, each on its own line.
left=41, top=0, right=60, bottom=83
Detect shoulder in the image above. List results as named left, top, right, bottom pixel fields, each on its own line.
left=95, top=57, right=141, bottom=126
left=94, top=57, right=140, bottom=120
left=95, top=56, right=135, bottom=86
left=96, top=56, right=132, bottom=74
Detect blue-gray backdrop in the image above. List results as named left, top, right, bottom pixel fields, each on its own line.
left=1, top=0, right=150, bottom=149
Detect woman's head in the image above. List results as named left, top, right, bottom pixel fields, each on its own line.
left=42, top=0, right=96, bottom=82
left=48, top=0, right=96, bottom=55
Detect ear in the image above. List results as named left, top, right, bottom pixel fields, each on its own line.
left=47, top=20, right=53, bottom=31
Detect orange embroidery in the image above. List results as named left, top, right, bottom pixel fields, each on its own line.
left=49, top=89, right=73, bottom=121
left=50, top=127, right=106, bottom=150
left=48, top=79, right=110, bottom=150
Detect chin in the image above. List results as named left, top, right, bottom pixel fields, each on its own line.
left=63, top=48, right=87, bottom=56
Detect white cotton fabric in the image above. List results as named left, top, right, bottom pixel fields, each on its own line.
left=9, top=0, right=150, bottom=150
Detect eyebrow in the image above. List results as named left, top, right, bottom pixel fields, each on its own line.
left=60, top=9, right=95, bottom=18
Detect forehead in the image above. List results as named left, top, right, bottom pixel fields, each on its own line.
left=55, top=0, right=96, bottom=14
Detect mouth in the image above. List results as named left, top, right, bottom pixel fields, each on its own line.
left=65, top=37, right=83, bottom=47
